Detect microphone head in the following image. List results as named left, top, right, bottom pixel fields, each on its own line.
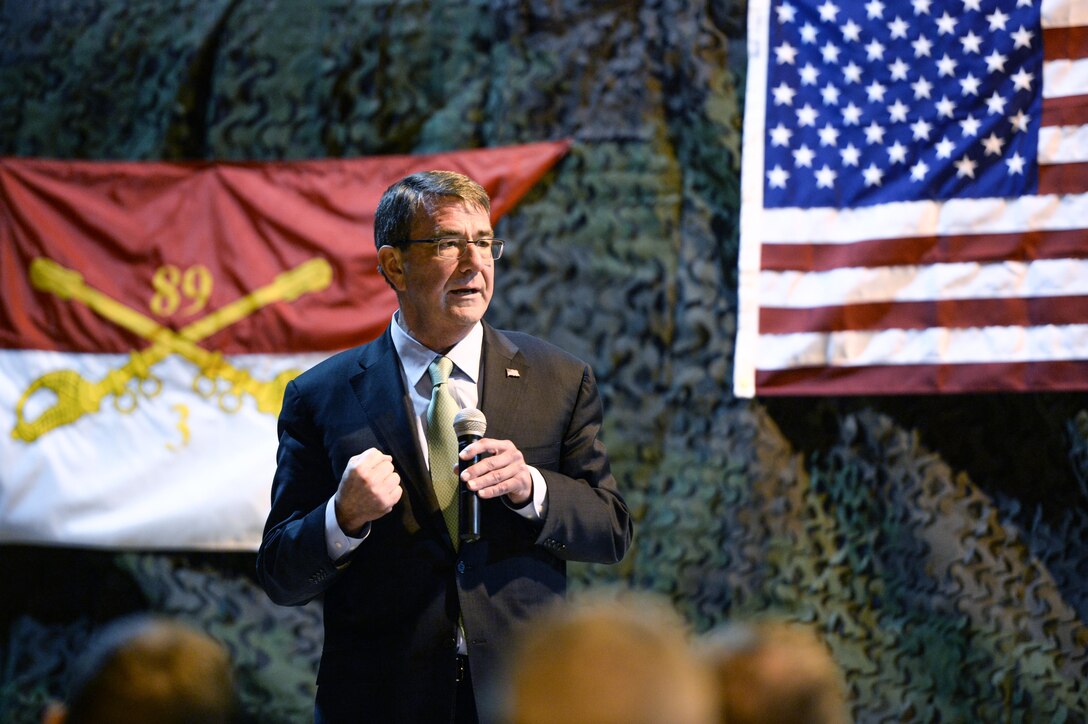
left=453, top=407, right=487, bottom=437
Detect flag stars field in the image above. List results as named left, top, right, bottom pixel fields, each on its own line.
left=761, top=0, right=1043, bottom=207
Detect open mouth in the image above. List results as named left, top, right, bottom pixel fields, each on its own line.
left=450, top=288, right=479, bottom=297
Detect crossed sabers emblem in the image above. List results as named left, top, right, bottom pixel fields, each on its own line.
left=12, top=256, right=332, bottom=443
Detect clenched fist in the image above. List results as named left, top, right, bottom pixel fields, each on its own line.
left=334, top=448, right=402, bottom=536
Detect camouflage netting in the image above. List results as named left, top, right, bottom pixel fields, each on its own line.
left=1, top=2, right=1085, bottom=722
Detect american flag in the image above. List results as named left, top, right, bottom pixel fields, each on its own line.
left=734, top=0, right=1088, bottom=396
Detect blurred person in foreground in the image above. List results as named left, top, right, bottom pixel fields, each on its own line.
left=698, top=619, right=851, bottom=724
left=498, top=593, right=717, bottom=724
left=256, top=170, right=633, bottom=723
left=41, top=614, right=237, bottom=724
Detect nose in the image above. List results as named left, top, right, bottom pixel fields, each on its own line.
left=458, top=242, right=492, bottom=270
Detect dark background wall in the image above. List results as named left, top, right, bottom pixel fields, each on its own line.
left=1, top=1, right=1086, bottom=722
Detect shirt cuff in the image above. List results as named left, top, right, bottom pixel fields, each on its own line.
left=325, top=497, right=369, bottom=561
left=507, top=466, right=548, bottom=520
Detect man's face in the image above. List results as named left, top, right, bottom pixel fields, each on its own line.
left=386, top=198, right=495, bottom=352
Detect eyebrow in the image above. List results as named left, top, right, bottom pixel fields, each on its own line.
left=434, top=230, right=495, bottom=239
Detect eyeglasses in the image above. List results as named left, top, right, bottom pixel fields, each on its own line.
left=398, top=237, right=506, bottom=261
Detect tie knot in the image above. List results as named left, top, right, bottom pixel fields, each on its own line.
left=428, top=356, right=454, bottom=387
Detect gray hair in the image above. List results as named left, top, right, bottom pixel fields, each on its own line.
left=373, top=170, right=491, bottom=251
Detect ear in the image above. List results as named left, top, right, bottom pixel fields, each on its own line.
left=377, top=245, right=407, bottom=292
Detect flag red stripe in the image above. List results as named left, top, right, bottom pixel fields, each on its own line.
left=1037, top=160, right=1088, bottom=195
left=1043, top=25, right=1088, bottom=61
left=1041, top=95, right=1088, bottom=127
left=760, top=227, right=1088, bottom=272
left=755, top=359, right=1088, bottom=395
left=759, top=295, right=1088, bottom=334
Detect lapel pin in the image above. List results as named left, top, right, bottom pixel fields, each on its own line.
left=506, top=368, right=521, bottom=378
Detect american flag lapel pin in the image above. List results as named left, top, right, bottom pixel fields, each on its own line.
left=506, top=368, right=520, bottom=378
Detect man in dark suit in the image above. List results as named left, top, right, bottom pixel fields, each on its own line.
left=256, top=170, right=633, bottom=723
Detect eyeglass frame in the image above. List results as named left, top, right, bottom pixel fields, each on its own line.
left=394, top=237, right=506, bottom=261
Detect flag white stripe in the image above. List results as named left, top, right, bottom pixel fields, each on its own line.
left=758, top=191, right=1088, bottom=245
left=1041, top=0, right=1088, bottom=28
left=758, top=324, right=1088, bottom=370
left=1038, top=125, right=1088, bottom=163
left=761, top=258, right=1088, bottom=308
left=1043, top=58, right=1088, bottom=100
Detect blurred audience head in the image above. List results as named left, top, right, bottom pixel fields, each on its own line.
left=42, top=614, right=237, bottom=724
left=697, top=618, right=850, bottom=724
left=498, top=592, right=717, bottom=724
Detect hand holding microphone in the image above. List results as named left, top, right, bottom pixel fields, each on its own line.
left=453, top=408, right=487, bottom=542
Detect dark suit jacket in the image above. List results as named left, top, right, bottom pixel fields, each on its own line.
left=256, top=322, right=633, bottom=723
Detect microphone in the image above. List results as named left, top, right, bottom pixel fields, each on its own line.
left=453, top=408, right=487, bottom=542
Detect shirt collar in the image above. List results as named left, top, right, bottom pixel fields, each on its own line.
left=389, top=311, right=483, bottom=386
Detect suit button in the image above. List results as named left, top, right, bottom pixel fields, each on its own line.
left=457, top=561, right=465, bottom=574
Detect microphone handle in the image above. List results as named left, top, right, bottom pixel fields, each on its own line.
left=457, top=435, right=482, bottom=542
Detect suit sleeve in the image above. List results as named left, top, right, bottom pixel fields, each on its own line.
left=533, top=365, right=633, bottom=564
left=256, top=379, right=342, bottom=606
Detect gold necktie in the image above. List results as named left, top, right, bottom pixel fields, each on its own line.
left=426, top=356, right=459, bottom=546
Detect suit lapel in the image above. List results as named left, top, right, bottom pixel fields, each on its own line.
left=479, top=325, right=526, bottom=440
left=348, top=331, right=435, bottom=516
